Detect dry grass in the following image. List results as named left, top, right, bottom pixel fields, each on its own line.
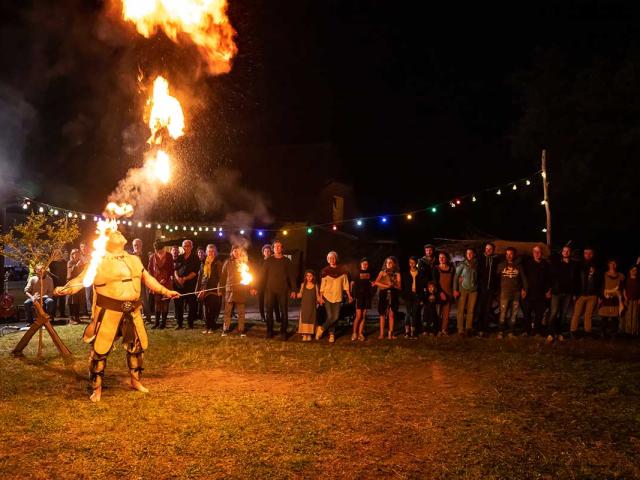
left=1, top=324, right=639, bottom=479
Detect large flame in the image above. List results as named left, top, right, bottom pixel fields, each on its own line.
left=147, top=76, right=185, bottom=144
left=82, top=203, right=134, bottom=287
left=83, top=219, right=117, bottom=288
left=122, top=0, right=237, bottom=75
left=147, top=149, right=171, bottom=184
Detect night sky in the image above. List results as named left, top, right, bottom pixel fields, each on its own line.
left=1, top=0, right=639, bottom=261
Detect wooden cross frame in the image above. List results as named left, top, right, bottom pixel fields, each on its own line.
left=12, top=299, right=72, bottom=358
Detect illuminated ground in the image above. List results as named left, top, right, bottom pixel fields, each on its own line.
left=1, top=324, right=639, bottom=479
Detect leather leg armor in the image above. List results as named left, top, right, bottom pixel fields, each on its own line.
left=127, top=351, right=144, bottom=381
left=89, top=349, right=107, bottom=390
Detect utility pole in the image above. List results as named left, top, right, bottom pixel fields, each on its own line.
left=541, top=149, right=552, bottom=248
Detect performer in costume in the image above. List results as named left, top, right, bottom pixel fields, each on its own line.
left=55, top=227, right=179, bottom=402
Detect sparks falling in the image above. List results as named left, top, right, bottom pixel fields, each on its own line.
left=122, top=0, right=237, bottom=75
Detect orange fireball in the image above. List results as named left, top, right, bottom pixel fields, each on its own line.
left=122, top=0, right=237, bottom=75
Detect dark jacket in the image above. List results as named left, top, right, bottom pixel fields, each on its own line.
left=197, top=258, right=223, bottom=298
left=417, top=255, right=437, bottom=282
left=524, top=258, right=551, bottom=299
left=497, top=259, right=528, bottom=295
left=219, top=258, right=251, bottom=303
left=551, top=259, right=578, bottom=295
left=576, top=261, right=602, bottom=296
left=477, top=253, right=499, bottom=292
left=401, top=269, right=427, bottom=301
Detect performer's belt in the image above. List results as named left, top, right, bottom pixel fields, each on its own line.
left=95, top=294, right=142, bottom=313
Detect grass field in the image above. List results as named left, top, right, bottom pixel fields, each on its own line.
left=1, top=322, right=639, bottom=479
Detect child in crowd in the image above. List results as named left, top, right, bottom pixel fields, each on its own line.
left=351, top=258, right=373, bottom=341
left=423, top=281, right=441, bottom=335
left=297, top=270, right=321, bottom=341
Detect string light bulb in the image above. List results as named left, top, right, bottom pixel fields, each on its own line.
left=496, top=189, right=502, bottom=195
left=307, top=227, right=313, bottom=234
left=332, top=225, right=338, bottom=231
left=283, top=230, right=288, bottom=236
left=431, top=207, right=437, bottom=213
left=472, top=196, right=477, bottom=202
left=39, top=207, right=44, bottom=213
left=406, top=214, right=413, bottom=220
left=240, top=229, right=245, bottom=235
left=526, top=180, right=531, bottom=186
left=356, top=219, right=363, bottom=227
left=512, top=184, right=517, bottom=191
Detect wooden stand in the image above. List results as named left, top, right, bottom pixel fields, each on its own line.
left=12, top=300, right=72, bottom=358
left=541, top=149, right=552, bottom=248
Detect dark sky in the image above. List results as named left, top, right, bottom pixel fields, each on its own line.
left=1, top=0, right=639, bottom=258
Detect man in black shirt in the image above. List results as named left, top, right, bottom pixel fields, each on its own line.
left=173, top=239, right=200, bottom=329
left=260, top=240, right=297, bottom=339
left=476, top=242, right=499, bottom=336
left=523, top=245, right=551, bottom=337
left=549, top=245, right=578, bottom=343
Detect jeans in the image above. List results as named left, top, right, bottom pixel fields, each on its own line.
left=203, top=294, right=223, bottom=330
left=322, top=300, right=341, bottom=334
left=223, top=302, right=246, bottom=333
left=570, top=295, right=597, bottom=333
left=266, top=290, right=289, bottom=336
left=499, top=290, right=521, bottom=333
left=404, top=297, right=420, bottom=331
left=523, top=297, right=548, bottom=335
left=175, top=295, right=198, bottom=328
left=260, top=289, right=281, bottom=322
left=475, top=289, right=496, bottom=332
left=24, top=297, right=56, bottom=324
left=550, top=294, right=572, bottom=336
left=457, top=289, right=477, bottom=333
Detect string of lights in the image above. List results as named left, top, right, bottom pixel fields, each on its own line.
left=17, top=170, right=544, bottom=238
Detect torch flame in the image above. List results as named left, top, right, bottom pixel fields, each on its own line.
left=122, top=0, right=237, bottom=75
left=148, top=76, right=185, bottom=144
left=239, top=261, right=253, bottom=286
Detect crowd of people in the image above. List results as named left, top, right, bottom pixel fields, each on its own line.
left=23, top=238, right=640, bottom=344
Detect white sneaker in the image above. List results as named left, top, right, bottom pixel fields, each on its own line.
left=558, top=334, right=565, bottom=342
left=315, top=326, right=324, bottom=340
left=221, top=331, right=228, bottom=337
left=329, top=333, right=335, bottom=343
left=351, top=333, right=357, bottom=341
left=240, top=333, right=246, bottom=338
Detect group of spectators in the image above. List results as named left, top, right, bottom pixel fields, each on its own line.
left=23, top=238, right=640, bottom=345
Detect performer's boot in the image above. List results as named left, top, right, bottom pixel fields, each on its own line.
left=127, top=352, right=149, bottom=393
left=152, top=313, right=160, bottom=329
left=89, top=350, right=107, bottom=402
left=160, top=312, right=167, bottom=329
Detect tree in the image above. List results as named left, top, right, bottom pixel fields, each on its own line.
left=0, top=212, right=80, bottom=357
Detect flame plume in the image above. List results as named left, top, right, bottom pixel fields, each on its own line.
left=122, top=0, right=237, bottom=75
left=147, top=76, right=185, bottom=144
left=82, top=203, right=133, bottom=287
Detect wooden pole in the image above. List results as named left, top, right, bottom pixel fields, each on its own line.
left=541, top=149, right=552, bottom=248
